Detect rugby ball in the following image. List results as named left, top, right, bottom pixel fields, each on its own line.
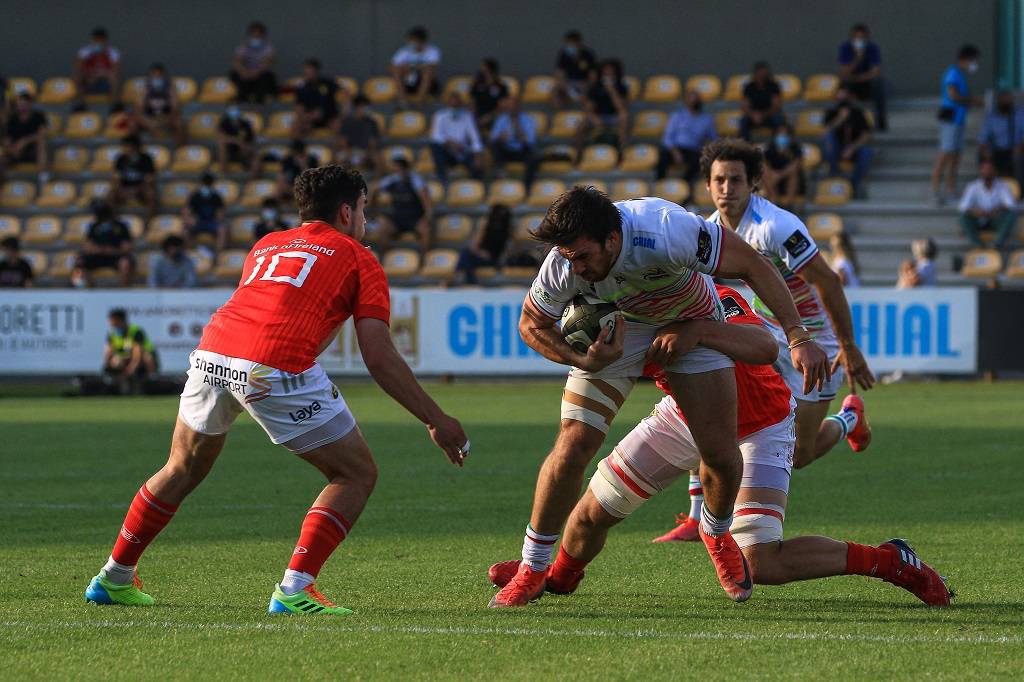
left=561, top=295, right=619, bottom=354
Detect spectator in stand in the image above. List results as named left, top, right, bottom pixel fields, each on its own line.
left=110, top=135, right=157, bottom=219
left=978, top=90, right=1020, bottom=178
left=338, top=95, right=382, bottom=172
left=217, top=104, right=256, bottom=174
left=552, top=30, right=597, bottom=108
left=452, top=203, right=512, bottom=285
left=897, top=238, right=938, bottom=288
left=73, top=27, right=121, bottom=108
left=371, top=156, right=433, bottom=253
left=183, top=173, right=227, bottom=253
left=931, top=44, right=984, bottom=205
left=230, top=21, right=277, bottom=104
left=823, top=85, right=873, bottom=195
left=275, top=139, right=319, bottom=202
left=656, top=90, right=717, bottom=187
left=72, top=200, right=135, bottom=288
left=131, top=63, right=186, bottom=146
left=837, top=23, right=887, bottom=131
left=490, top=95, right=539, bottom=189
left=0, top=236, right=33, bottom=288
left=762, top=123, right=805, bottom=210
left=471, top=58, right=509, bottom=133
left=577, top=58, right=629, bottom=154
left=148, top=235, right=197, bottom=288
left=739, top=61, right=784, bottom=141
left=390, top=26, right=441, bottom=105
left=828, top=232, right=861, bottom=287
left=291, top=58, right=341, bottom=141
left=3, top=93, right=48, bottom=180
left=253, top=197, right=289, bottom=241
left=958, top=159, right=1017, bottom=249
left=429, top=92, right=483, bottom=183
left=103, top=308, right=158, bottom=394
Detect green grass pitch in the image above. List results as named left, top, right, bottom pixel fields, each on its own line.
left=1, top=380, right=1022, bottom=679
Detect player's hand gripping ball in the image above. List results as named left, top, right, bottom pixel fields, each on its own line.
left=561, top=295, right=619, bottom=354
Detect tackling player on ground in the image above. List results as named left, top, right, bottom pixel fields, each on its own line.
left=491, top=286, right=951, bottom=607
left=489, top=187, right=830, bottom=607
left=84, top=165, right=468, bottom=615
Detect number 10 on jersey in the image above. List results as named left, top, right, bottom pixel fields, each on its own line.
left=243, top=251, right=319, bottom=288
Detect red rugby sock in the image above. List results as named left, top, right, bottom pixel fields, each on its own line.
left=845, top=542, right=893, bottom=578
left=287, top=506, right=351, bottom=578
left=110, top=485, right=179, bottom=567
left=548, top=546, right=589, bottom=586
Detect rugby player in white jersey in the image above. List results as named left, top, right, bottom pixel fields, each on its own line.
left=487, top=186, right=830, bottom=607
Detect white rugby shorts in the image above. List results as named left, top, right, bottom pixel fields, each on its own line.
left=769, top=328, right=845, bottom=402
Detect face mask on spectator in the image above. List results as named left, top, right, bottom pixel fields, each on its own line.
left=151, top=77, right=165, bottom=88
left=967, top=62, right=979, bottom=74
left=775, top=134, right=791, bottom=148
left=261, top=208, right=278, bottom=221
left=200, top=186, right=212, bottom=196
left=852, top=38, right=866, bottom=51
left=226, top=106, right=240, bottom=119
left=248, top=37, right=263, bottom=48
left=564, top=45, right=578, bottom=57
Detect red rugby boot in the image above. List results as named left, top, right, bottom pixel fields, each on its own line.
left=878, top=539, right=952, bottom=606
left=488, top=562, right=546, bottom=608
left=652, top=514, right=701, bottom=543
left=699, top=527, right=753, bottom=603
left=841, top=394, right=872, bottom=452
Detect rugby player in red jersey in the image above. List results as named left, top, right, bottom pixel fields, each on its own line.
left=490, top=286, right=951, bottom=606
left=85, top=165, right=468, bottom=615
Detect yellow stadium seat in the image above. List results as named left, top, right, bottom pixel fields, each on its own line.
left=63, top=215, right=92, bottom=244
left=1001, top=177, right=1021, bottom=201
left=549, top=110, right=585, bottom=138
left=214, top=180, right=240, bottom=205
left=307, top=144, right=333, bottom=166
left=20, top=249, right=46, bottom=275
left=578, top=144, right=618, bottom=172
left=381, top=144, right=414, bottom=168
left=45, top=112, right=63, bottom=136
left=8, top=77, right=37, bottom=97
left=1005, top=249, right=1024, bottom=278
left=383, top=248, right=421, bottom=278
left=619, top=144, right=658, bottom=173
left=35, top=181, right=77, bottom=209
left=523, top=75, right=556, bottom=104
left=213, top=249, right=249, bottom=279
left=813, top=177, right=853, bottom=206
left=199, top=77, right=237, bottom=104
left=446, top=179, right=485, bottom=207
left=170, top=145, right=212, bottom=174
left=22, top=215, right=63, bottom=244
left=715, top=110, right=742, bottom=136
left=89, top=145, right=121, bottom=173
left=146, top=215, right=184, bottom=243
left=388, top=111, right=426, bottom=138
left=0, top=215, right=21, bottom=238
left=77, top=181, right=110, bottom=207
left=610, top=178, right=651, bottom=201
left=776, top=74, right=803, bottom=101
left=122, top=214, right=146, bottom=241
left=961, top=249, right=1003, bottom=278
left=801, top=143, right=822, bottom=171
left=426, top=180, right=444, bottom=205
left=514, top=213, right=544, bottom=241
left=53, top=145, right=90, bottom=174
left=527, top=179, right=566, bottom=207
left=173, top=77, right=197, bottom=104
left=47, top=251, right=79, bottom=279
left=1, top=181, right=36, bottom=208
left=804, top=74, right=839, bottom=102
left=724, top=74, right=750, bottom=102
left=540, top=144, right=576, bottom=173
left=501, top=76, right=521, bottom=98
left=189, top=249, right=214, bottom=276
left=577, top=178, right=608, bottom=194
left=414, top=146, right=435, bottom=175
left=188, top=112, right=219, bottom=140
left=623, top=75, right=640, bottom=101
left=121, top=77, right=146, bottom=102
left=796, top=110, right=827, bottom=137
left=144, top=145, right=171, bottom=172
left=240, top=180, right=276, bottom=207
left=642, top=75, right=682, bottom=103
left=631, top=110, right=667, bottom=138
left=421, top=248, right=459, bottom=279
left=363, top=76, right=398, bottom=104
left=229, top=215, right=259, bottom=244
left=435, top=214, right=473, bottom=244
left=443, top=75, right=473, bottom=99
left=336, top=76, right=359, bottom=99
left=241, top=111, right=264, bottom=135
left=486, top=179, right=527, bottom=205
left=101, top=110, right=132, bottom=139
left=161, top=181, right=196, bottom=209
left=39, top=77, right=76, bottom=104
left=65, top=112, right=103, bottom=139
left=686, top=74, right=722, bottom=102
left=693, top=182, right=713, bottom=207
left=806, top=213, right=844, bottom=240
left=524, top=110, right=549, bottom=136
left=265, top=111, right=295, bottom=139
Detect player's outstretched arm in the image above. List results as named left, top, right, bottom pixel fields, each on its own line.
left=355, top=318, right=469, bottom=467
left=518, top=296, right=623, bottom=372
left=648, top=319, right=778, bottom=368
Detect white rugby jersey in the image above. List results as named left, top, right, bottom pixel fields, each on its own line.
left=529, top=197, right=724, bottom=325
left=709, top=194, right=833, bottom=338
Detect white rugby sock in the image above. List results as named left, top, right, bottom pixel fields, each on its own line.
left=521, top=525, right=558, bottom=572
left=699, top=504, right=733, bottom=538
left=101, top=556, right=136, bottom=585
left=279, top=569, right=315, bottom=596
left=825, top=409, right=858, bottom=440
left=687, top=474, right=703, bottom=521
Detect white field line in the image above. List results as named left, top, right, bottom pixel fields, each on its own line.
left=1, top=620, right=1020, bottom=646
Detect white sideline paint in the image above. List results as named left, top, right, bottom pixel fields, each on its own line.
left=1, top=620, right=1020, bottom=645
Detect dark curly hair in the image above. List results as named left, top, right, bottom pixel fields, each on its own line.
left=531, top=185, right=621, bottom=246
left=294, top=164, right=367, bottom=222
left=700, top=138, right=764, bottom=186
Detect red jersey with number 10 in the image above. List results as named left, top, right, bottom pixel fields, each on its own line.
left=198, top=221, right=390, bottom=373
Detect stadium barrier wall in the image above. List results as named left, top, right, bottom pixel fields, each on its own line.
left=0, top=287, right=978, bottom=376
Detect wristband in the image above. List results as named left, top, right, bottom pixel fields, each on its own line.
left=787, top=338, right=814, bottom=351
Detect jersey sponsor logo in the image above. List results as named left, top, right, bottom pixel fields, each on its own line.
left=721, top=295, right=745, bottom=319
left=280, top=372, right=307, bottom=395
left=253, top=237, right=337, bottom=257
left=696, top=228, right=713, bottom=264
left=641, top=266, right=671, bottom=281
left=613, top=274, right=626, bottom=285
left=289, top=399, right=322, bottom=424
left=783, top=231, right=811, bottom=258
left=245, top=365, right=273, bottom=404
left=532, top=284, right=555, bottom=305
left=632, top=235, right=657, bottom=249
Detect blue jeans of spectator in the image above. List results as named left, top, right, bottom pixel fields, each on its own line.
left=824, top=131, right=873, bottom=190
left=738, top=112, right=785, bottom=140
left=430, top=143, right=482, bottom=184
left=456, top=248, right=496, bottom=284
